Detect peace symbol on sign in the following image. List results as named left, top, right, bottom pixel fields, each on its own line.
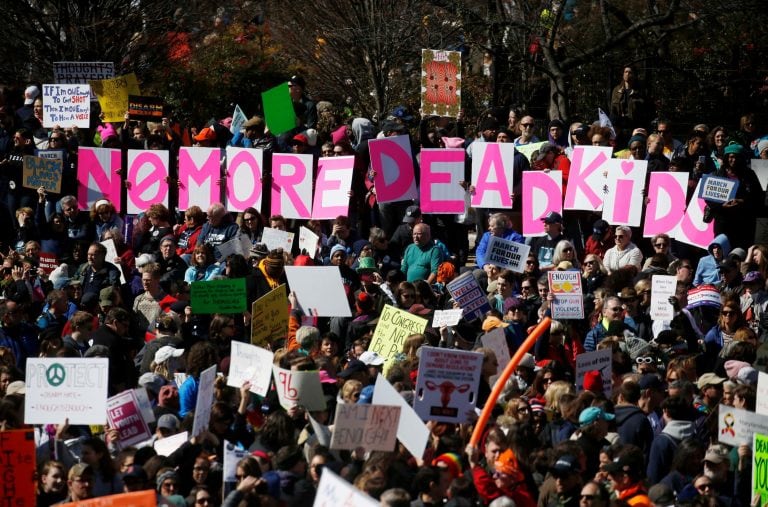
left=46, top=363, right=66, bottom=387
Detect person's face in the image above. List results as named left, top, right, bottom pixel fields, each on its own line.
left=0, top=373, right=10, bottom=394
left=508, top=307, right=526, bottom=323
left=288, top=82, right=303, bottom=100
left=508, top=111, right=519, bottom=129
left=192, top=458, right=210, bottom=484
left=207, top=208, right=224, bottom=226
left=580, top=483, right=602, bottom=507
left=412, top=225, right=430, bottom=246
left=80, top=446, right=100, bottom=466
left=538, top=284, right=549, bottom=300
left=721, top=306, right=738, bottom=328
left=584, top=257, right=598, bottom=274
left=514, top=401, right=531, bottom=422
left=87, top=247, right=103, bottom=266
left=722, top=386, right=734, bottom=406
left=623, top=67, right=633, bottom=83
left=69, top=473, right=93, bottom=499
left=629, top=141, right=645, bottom=159
left=549, top=126, right=562, bottom=139
left=562, top=244, right=575, bottom=259
left=653, top=237, right=669, bottom=253
left=688, top=137, right=702, bottom=154
left=43, top=466, right=66, bottom=493
left=485, top=441, right=503, bottom=467
left=694, top=477, right=715, bottom=497
left=520, top=117, right=535, bottom=137
left=734, top=393, right=747, bottom=409
left=489, top=220, right=506, bottom=237
left=62, top=200, right=79, bottom=218
left=330, top=251, right=345, bottom=266
left=496, top=276, right=511, bottom=297
left=657, top=123, right=671, bottom=142
left=160, top=240, right=174, bottom=259
left=614, top=229, right=629, bottom=247
left=484, top=263, right=500, bottom=280
left=496, top=131, right=510, bottom=143
left=220, top=320, right=236, bottom=337
left=4, top=301, right=21, bottom=326
left=33, top=99, right=43, bottom=118
left=591, top=134, right=606, bottom=146
left=399, top=289, right=416, bottom=307
left=270, top=219, right=285, bottom=231
left=320, top=338, right=336, bottom=357
left=482, top=128, right=497, bottom=141
left=141, top=273, right=158, bottom=292
left=544, top=221, right=562, bottom=236
left=160, top=477, right=177, bottom=497
left=243, top=213, right=259, bottom=231
left=195, top=490, right=214, bottom=506
left=604, top=299, right=623, bottom=321
left=525, top=256, right=538, bottom=273
left=555, top=472, right=579, bottom=494
left=714, top=130, right=726, bottom=147
left=704, top=383, right=723, bottom=404
left=520, top=281, right=533, bottom=299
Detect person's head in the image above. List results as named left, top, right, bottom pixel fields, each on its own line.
left=655, top=118, right=673, bottom=143
left=67, top=463, right=94, bottom=501
left=206, top=203, right=227, bottom=227
left=39, top=460, right=66, bottom=494
left=553, top=240, right=576, bottom=265
left=483, top=427, right=508, bottom=468
left=191, top=485, right=215, bottom=506
left=240, top=207, right=263, bottom=233
left=602, top=297, right=623, bottom=322
left=703, top=444, right=730, bottom=483
left=685, top=131, right=706, bottom=155
left=269, top=214, right=286, bottom=230
left=605, top=446, right=645, bottom=492
left=488, top=213, right=510, bottom=237
left=719, top=297, right=744, bottom=331
left=86, top=242, right=106, bottom=269
left=156, top=468, right=178, bottom=497
left=341, top=379, right=363, bottom=403
left=186, top=341, right=218, bottom=378
left=184, top=205, right=206, bottom=228
left=614, top=226, right=631, bottom=248
left=158, top=236, right=175, bottom=259
left=733, top=383, right=756, bottom=410
left=192, top=243, right=214, bottom=268
left=542, top=211, right=563, bottom=236
left=583, top=254, right=606, bottom=277
left=141, top=265, right=161, bottom=294
left=209, top=315, right=236, bottom=340
left=105, top=307, right=131, bottom=336
left=519, top=116, right=535, bottom=139
left=412, top=223, right=431, bottom=247
left=580, top=481, right=609, bottom=507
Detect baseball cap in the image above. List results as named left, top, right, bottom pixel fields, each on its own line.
left=403, top=205, right=422, bottom=224
left=157, top=414, right=180, bottom=431
left=541, top=211, right=563, bottom=224
left=68, top=463, right=93, bottom=480
left=704, top=444, right=729, bottom=464
left=718, top=259, right=739, bottom=272
left=578, top=407, right=615, bottom=426
left=744, top=271, right=764, bottom=284
left=592, top=219, right=609, bottom=238
left=357, top=385, right=374, bottom=404
left=359, top=351, right=386, bottom=366
left=603, top=454, right=643, bottom=475
left=154, top=346, right=184, bottom=365
left=338, top=359, right=367, bottom=379
left=696, top=372, right=726, bottom=390
left=638, top=374, right=663, bottom=391
left=550, top=454, right=579, bottom=476
left=123, top=465, right=147, bottom=482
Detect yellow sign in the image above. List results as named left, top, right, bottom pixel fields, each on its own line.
left=251, top=284, right=288, bottom=346
left=368, top=305, right=428, bottom=366
left=90, top=73, right=141, bottom=123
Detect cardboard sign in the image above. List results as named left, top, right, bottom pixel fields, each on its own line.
left=446, top=271, right=492, bottom=321
left=42, top=84, right=90, bottom=128
left=154, top=430, right=188, bottom=457
left=758, top=372, right=768, bottom=417
left=368, top=305, right=428, bottom=361
left=486, top=236, right=530, bottom=273
left=314, top=468, right=379, bottom=507
left=225, top=146, right=263, bottom=213
left=127, top=95, right=164, bottom=121
left=421, top=49, right=462, bottom=117
left=77, top=147, right=122, bottom=210
left=22, top=155, right=62, bottom=193
left=650, top=275, right=677, bottom=321
left=432, top=309, right=464, bottom=327
left=106, top=389, right=153, bottom=448
left=675, top=178, right=715, bottom=250
left=308, top=413, right=332, bottom=447
left=284, top=266, right=352, bottom=317
left=178, top=146, right=221, bottom=211
left=298, top=226, right=320, bottom=256
left=372, top=375, right=430, bottom=460
left=215, top=234, right=253, bottom=261
left=753, top=433, right=768, bottom=507
left=754, top=159, right=768, bottom=192
left=89, top=73, right=141, bottom=123
left=38, top=252, right=58, bottom=274
left=480, top=328, right=511, bottom=375
left=25, top=358, right=109, bottom=425
left=53, top=61, right=114, bottom=100
left=192, top=365, right=217, bottom=438
left=271, top=153, right=314, bottom=219
left=522, top=170, right=563, bottom=237
left=564, top=146, right=612, bottom=211
left=251, top=284, right=288, bottom=347
left=369, top=135, right=418, bottom=203
left=261, top=227, right=294, bottom=252
left=0, top=430, right=35, bottom=507
left=420, top=148, right=465, bottom=214
left=227, top=342, right=274, bottom=397
left=191, top=278, right=247, bottom=314
left=718, top=404, right=768, bottom=448
left=601, top=159, right=648, bottom=227
left=575, top=349, right=612, bottom=397
left=471, top=142, right=515, bottom=209
left=699, top=174, right=739, bottom=203
left=312, top=156, right=354, bottom=219
left=414, top=346, right=484, bottom=424
left=127, top=149, right=169, bottom=214
left=223, top=440, right=249, bottom=483
left=643, top=172, right=688, bottom=237
left=548, top=271, right=584, bottom=319
left=330, top=404, right=401, bottom=452
left=272, top=365, right=326, bottom=411
left=101, top=238, right=127, bottom=285
left=231, top=104, right=247, bottom=134
left=261, top=83, right=295, bottom=136
left=59, top=490, right=156, bottom=507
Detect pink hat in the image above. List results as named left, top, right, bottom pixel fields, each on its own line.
left=724, top=359, right=751, bottom=380
left=331, top=126, right=348, bottom=145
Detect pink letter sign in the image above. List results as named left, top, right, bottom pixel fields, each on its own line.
left=522, top=170, right=562, bottom=237
left=601, top=159, right=648, bottom=227
left=225, top=147, right=263, bottom=212
left=643, top=172, right=687, bottom=237
left=126, top=149, right=169, bottom=215
left=564, top=146, right=612, bottom=211
left=369, top=135, right=418, bottom=203
left=77, top=147, right=122, bottom=211
left=271, top=153, right=313, bottom=219
left=312, top=156, right=354, bottom=219
left=675, top=179, right=715, bottom=249
left=471, top=142, right=515, bottom=209
left=178, top=147, right=220, bottom=210
left=420, top=148, right=465, bottom=213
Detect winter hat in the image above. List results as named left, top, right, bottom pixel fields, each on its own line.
left=758, top=139, right=768, bottom=156
left=494, top=449, right=524, bottom=481
left=724, top=359, right=751, bottom=380
left=330, top=244, right=347, bottom=258
left=264, top=249, right=285, bottom=268
left=356, top=291, right=375, bottom=313
left=156, top=470, right=178, bottom=492
left=432, top=452, right=463, bottom=479
left=97, top=123, right=117, bottom=144
left=582, top=370, right=603, bottom=393
left=331, top=126, right=348, bottom=145
left=737, top=366, right=758, bottom=386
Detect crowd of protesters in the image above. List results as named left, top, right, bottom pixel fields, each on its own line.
left=0, top=69, right=767, bottom=507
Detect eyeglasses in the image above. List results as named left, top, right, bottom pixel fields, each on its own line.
left=521, top=123, right=534, bottom=128
left=243, top=216, right=256, bottom=222
left=615, top=235, right=625, bottom=239
left=49, top=137, right=63, bottom=142
left=584, top=260, right=596, bottom=265
left=654, top=242, right=668, bottom=248
left=721, top=310, right=736, bottom=316
left=636, top=356, right=654, bottom=364
left=196, top=498, right=212, bottom=505
left=526, top=260, right=536, bottom=265
left=696, top=483, right=713, bottom=492
left=517, top=405, right=530, bottom=412
left=543, top=376, right=554, bottom=384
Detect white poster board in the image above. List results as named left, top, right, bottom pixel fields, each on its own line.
left=757, top=372, right=768, bottom=417
left=154, top=431, right=188, bottom=456
left=261, top=227, right=294, bottom=252
left=227, top=342, right=274, bottom=397
left=548, top=270, right=584, bottom=319
left=313, top=468, right=378, bottom=507
left=191, top=365, right=217, bottom=438
left=372, top=375, right=430, bottom=460
left=431, top=309, right=464, bottom=327
left=42, top=84, right=91, bottom=128
left=650, top=275, right=677, bottom=321
left=486, top=236, right=530, bottom=273
left=330, top=404, right=401, bottom=452
left=575, top=349, right=612, bottom=397
left=480, top=328, right=511, bottom=375
left=284, top=266, right=352, bottom=317
left=298, top=226, right=320, bottom=256
left=719, top=404, right=768, bottom=448
left=272, top=365, right=326, bottom=411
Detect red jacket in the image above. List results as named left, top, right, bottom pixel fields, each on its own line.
left=471, top=465, right=537, bottom=507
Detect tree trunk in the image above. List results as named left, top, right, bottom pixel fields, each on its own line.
left=548, top=73, right=569, bottom=121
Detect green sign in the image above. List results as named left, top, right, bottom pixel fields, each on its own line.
left=261, top=83, right=296, bottom=136
left=191, top=278, right=247, bottom=314
left=755, top=433, right=768, bottom=507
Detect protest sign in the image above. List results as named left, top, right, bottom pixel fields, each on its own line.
left=548, top=271, right=584, bottom=319
left=272, top=153, right=314, bottom=219
left=330, top=404, right=401, bottom=452
left=284, top=266, right=352, bottom=317
left=191, top=278, right=247, bottom=314
left=421, top=49, right=461, bottom=117
left=754, top=159, right=768, bottom=193
left=312, top=156, right=354, bottom=219
left=35, top=149, right=64, bottom=161
left=432, top=308, right=464, bottom=327
left=231, top=104, right=247, bottom=134
left=59, top=490, right=156, bottom=507
left=486, top=236, right=530, bottom=273
left=372, top=375, right=430, bottom=460
left=420, top=148, right=465, bottom=213
left=515, top=141, right=546, bottom=162
left=127, top=149, right=169, bottom=214
left=25, top=357, right=109, bottom=425
left=178, top=146, right=221, bottom=210
left=564, top=146, right=612, bottom=211
left=369, top=135, right=418, bottom=203
left=699, top=174, right=739, bottom=204
left=0, top=430, right=35, bottom=507
left=227, top=341, right=274, bottom=397
left=23, top=155, right=62, bottom=193
left=225, top=146, right=263, bottom=212
left=368, top=304, right=428, bottom=361
left=298, top=226, right=320, bottom=256
left=480, top=328, right=511, bottom=375
left=308, top=413, right=332, bottom=447
left=759, top=372, right=768, bottom=417
left=261, top=83, right=294, bottom=135
left=53, top=61, right=114, bottom=100
left=77, top=147, right=122, bottom=210
left=650, top=275, right=677, bottom=321
left=154, top=431, right=188, bottom=457
left=127, top=95, right=164, bottom=121
left=215, top=234, right=252, bottom=261
left=42, top=84, right=90, bottom=128
left=261, top=226, right=294, bottom=252
left=314, top=468, right=379, bottom=507
left=106, top=389, right=153, bottom=448
left=602, top=159, right=648, bottom=227
left=223, top=440, right=249, bottom=492
left=575, top=349, right=612, bottom=397
left=272, top=365, right=326, bottom=411
left=675, top=178, right=715, bottom=250
left=101, top=238, right=127, bottom=285
left=38, top=252, right=58, bottom=274
left=251, top=284, right=288, bottom=347
left=719, top=404, right=768, bottom=448
left=446, top=271, right=492, bottom=321
left=192, top=365, right=217, bottom=438
left=522, top=170, right=562, bottom=237
left=414, top=347, right=484, bottom=423
left=89, top=73, right=141, bottom=123
left=643, top=172, right=688, bottom=237
left=471, top=142, right=515, bottom=209
left=754, top=433, right=768, bottom=507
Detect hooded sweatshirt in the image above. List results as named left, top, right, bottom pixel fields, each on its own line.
left=646, top=419, right=695, bottom=483
left=693, top=234, right=730, bottom=286
left=615, top=404, right=654, bottom=457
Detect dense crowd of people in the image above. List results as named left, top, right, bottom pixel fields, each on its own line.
left=0, top=71, right=767, bottom=507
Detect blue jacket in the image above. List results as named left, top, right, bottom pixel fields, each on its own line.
left=179, top=375, right=199, bottom=419
left=693, top=234, right=730, bottom=286
left=475, top=229, right=525, bottom=268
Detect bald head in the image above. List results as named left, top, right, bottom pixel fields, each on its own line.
left=413, top=223, right=431, bottom=246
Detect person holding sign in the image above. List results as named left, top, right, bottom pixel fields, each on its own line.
left=475, top=212, right=524, bottom=269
